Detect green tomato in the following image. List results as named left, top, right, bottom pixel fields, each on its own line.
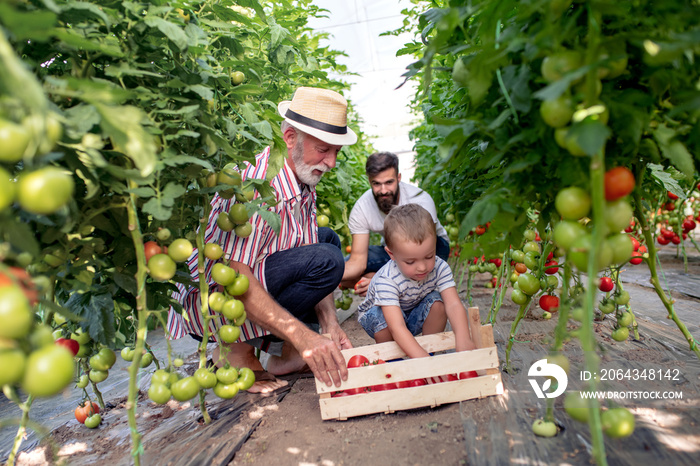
left=30, top=325, right=55, bottom=349
left=121, top=347, right=135, bottom=361
left=540, top=95, right=574, bottom=128
left=523, top=230, right=537, bottom=241
left=234, top=367, right=256, bottom=391
left=226, top=274, right=250, bottom=296
left=148, top=254, right=177, bottom=282
left=216, top=366, right=239, bottom=385
left=233, top=311, right=247, bottom=327
left=151, top=369, right=172, bottom=385
left=564, top=392, right=590, bottom=423
left=217, top=166, right=242, bottom=188
left=524, top=251, right=540, bottom=270
left=611, top=327, right=629, bottom=342
left=17, top=167, right=74, bottom=215
left=541, top=50, right=583, bottom=82
left=212, top=263, right=236, bottom=287
left=516, top=274, right=540, bottom=295
left=0, top=349, right=26, bottom=386
left=614, top=290, right=630, bottom=306
left=168, top=238, right=194, bottom=262
left=599, top=299, right=616, bottom=315
left=523, top=241, right=540, bottom=254
left=221, top=299, right=245, bottom=321
left=546, top=275, right=559, bottom=288
left=568, top=234, right=613, bottom=271
left=173, top=358, right=184, bottom=367
left=555, top=187, right=591, bottom=220
left=171, top=376, right=201, bottom=402
left=76, top=374, right=89, bottom=389
left=217, top=212, right=235, bottom=232
left=0, top=285, right=34, bottom=339
left=511, top=289, right=528, bottom=305
left=607, top=233, right=633, bottom=265
left=208, top=292, right=227, bottom=312
left=89, top=369, right=109, bottom=383
left=148, top=383, right=172, bottom=405
left=532, top=419, right=558, bottom=437
left=228, top=203, right=249, bottom=225
left=204, top=243, right=224, bottom=261
left=84, top=413, right=101, bottom=429
left=231, top=71, right=245, bottom=85
left=617, top=311, right=633, bottom=327
left=90, top=348, right=116, bottom=371
left=601, top=408, right=635, bottom=438
left=0, top=166, right=16, bottom=211
left=213, top=382, right=239, bottom=399
left=194, top=368, right=218, bottom=389
left=317, top=214, right=330, bottom=228
left=553, top=220, right=587, bottom=250
left=140, top=352, right=154, bottom=368
left=218, top=325, right=240, bottom=343
left=605, top=200, right=634, bottom=233
left=511, top=250, right=525, bottom=263
left=234, top=222, right=253, bottom=238
left=22, top=345, right=75, bottom=397
left=0, top=119, right=30, bottom=162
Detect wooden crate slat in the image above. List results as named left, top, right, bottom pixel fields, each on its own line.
left=479, top=325, right=500, bottom=375
left=319, top=373, right=503, bottom=420
left=337, top=331, right=457, bottom=361
left=315, top=346, right=499, bottom=393
left=467, top=307, right=483, bottom=348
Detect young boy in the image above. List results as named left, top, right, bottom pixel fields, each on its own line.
left=357, top=204, right=476, bottom=358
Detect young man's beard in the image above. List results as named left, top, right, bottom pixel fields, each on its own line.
left=291, top=137, right=329, bottom=187
left=374, top=190, right=398, bottom=214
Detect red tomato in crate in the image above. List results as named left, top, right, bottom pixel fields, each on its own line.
left=347, top=355, right=369, bottom=368
left=459, top=371, right=479, bottom=379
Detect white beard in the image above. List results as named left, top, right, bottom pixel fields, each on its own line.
left=291, top=140, right=329, bottom=186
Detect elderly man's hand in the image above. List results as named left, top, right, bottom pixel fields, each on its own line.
left=299, top=332, right=349, bottom=387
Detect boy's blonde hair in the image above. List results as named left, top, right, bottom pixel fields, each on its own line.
left=384, top=204, right=436, bottom=249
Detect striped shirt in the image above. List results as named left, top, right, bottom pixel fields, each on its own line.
left=356, top=256, right=455, bottom=317
left=166, top=147, right=319, bottom=340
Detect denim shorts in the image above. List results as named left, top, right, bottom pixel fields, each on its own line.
left=359, top=290, right=443, bottom=339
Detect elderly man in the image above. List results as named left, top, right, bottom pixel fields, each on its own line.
left=341, top=152, right=449, bottom=295
left=167, top=87, right=356, bottom=393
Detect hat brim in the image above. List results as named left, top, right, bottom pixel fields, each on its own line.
left=278, top=101, right=358, bottom=146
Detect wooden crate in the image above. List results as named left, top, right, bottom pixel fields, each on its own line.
left=315, top=307, right=503, bottom=420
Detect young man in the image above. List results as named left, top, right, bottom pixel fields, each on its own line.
left=356, top=204, right=475, bottom=357
left=341, top=152, right=449, bottom=295
left=167, top=87, right=356, bottom=393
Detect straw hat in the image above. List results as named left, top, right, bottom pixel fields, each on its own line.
left=278, top=87, right=357, bottom=146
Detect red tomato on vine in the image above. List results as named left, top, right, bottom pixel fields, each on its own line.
left=604, top=167, right=635, bottom=201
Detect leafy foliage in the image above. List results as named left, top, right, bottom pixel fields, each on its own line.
left=401, top=0, right=700, bottom=256
left=0, top=0, right=372, bottom=344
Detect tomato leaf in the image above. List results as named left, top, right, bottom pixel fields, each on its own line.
left=652, top=124, right=695, bottom=178
left=647, top=163, right=684, bottom=197
left=63, top=290, right=116, bottom=346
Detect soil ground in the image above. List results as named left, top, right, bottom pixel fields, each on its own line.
left=2, top=246, right=700, bottom=465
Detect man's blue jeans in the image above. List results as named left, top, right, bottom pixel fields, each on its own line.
left=364, top=236, right=451, bottom=273
left=257, top=227, right=343, bottom=348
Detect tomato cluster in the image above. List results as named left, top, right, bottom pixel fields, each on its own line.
left=0, top=271, right=75, bottom=398
left=147, top=364, right=256, bottom=404
left=334, top=288, right=353, bottom=311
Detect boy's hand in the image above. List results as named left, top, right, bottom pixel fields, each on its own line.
left=353, top=277, right=370, bottom=296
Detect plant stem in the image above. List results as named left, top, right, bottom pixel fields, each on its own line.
left=196, top=201, right=212, bottom=425
left=81, top=359, right=105, bottom=410
left=633, top=190, right=700, bottom=359
left=582, top=7, right=607, bottom=462
left=505, top=298, right=532, bottom=371
left=125, top=187, right=149, bottom=466
left=6, top=391, right=33, bottom=466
